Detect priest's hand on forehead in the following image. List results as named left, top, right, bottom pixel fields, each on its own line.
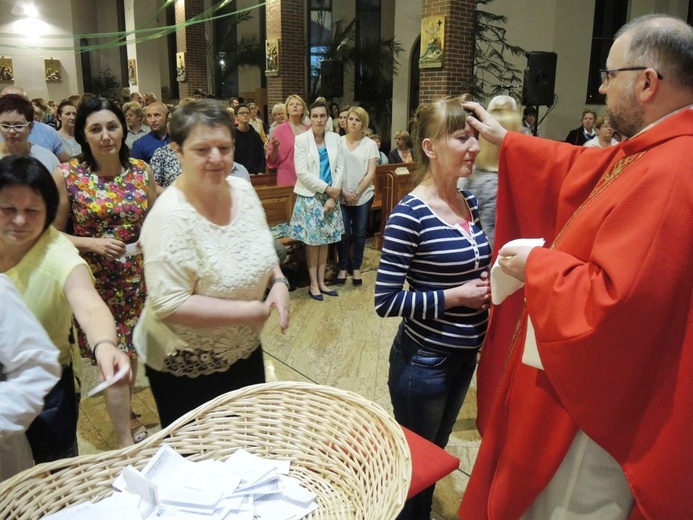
left=462, top=102, right=508, bottom=146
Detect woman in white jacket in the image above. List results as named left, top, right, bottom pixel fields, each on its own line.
left=290, top=100, right=345, bottom=300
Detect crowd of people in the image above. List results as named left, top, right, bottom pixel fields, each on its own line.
left=0, top=12, right=691, bottom=520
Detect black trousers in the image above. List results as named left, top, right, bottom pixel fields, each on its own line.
left=26, top=365, right=79, bottom=464
left=146, top=346, right=266, bottom=429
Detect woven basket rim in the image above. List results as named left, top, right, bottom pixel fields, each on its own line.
left=0, top=381, right=412, bottom=520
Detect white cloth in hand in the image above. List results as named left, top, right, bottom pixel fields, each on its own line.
left=490, top=238, right=545, bottom=305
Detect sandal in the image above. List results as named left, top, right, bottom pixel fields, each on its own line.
left=130, top=412, right=149, bottom=444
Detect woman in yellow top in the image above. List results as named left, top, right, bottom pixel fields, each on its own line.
left=0, top=155, right=131, bottom=462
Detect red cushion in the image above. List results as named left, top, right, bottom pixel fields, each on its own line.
left=402, top=426, right=460, bottom=499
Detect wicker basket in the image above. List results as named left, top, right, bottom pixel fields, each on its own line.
left=0, top=381, right=411, bottom=519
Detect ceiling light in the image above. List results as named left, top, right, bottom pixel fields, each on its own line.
left=11, top=1, right=39, bottom=18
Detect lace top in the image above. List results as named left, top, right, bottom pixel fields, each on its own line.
left=134, top=176, right=278, bottom=377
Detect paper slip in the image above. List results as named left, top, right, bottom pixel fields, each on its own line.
left=87, top=364, right=131, bottom=397
left=225, top=449, right=290, bottom=489
left=43, top=494, right=143, bottom=520
left=125, top=242, right=143, bottom=256
left=254, top=491, right=318, bottom=520
left=232, top=477, right=282, bottom=496
left=50, top=445, right=317, bottom=520
left=282, top=476, right=316, bottom=507
left=185, top=459, right=241, bottom=494
left=122, top=466, right=158, bottom=518
left=490, top=238, right=545, bottom=305
left=43, top=503, right=92, bottom=519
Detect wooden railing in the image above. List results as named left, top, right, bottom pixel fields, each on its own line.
left=374, top=163, right=415, bottom=249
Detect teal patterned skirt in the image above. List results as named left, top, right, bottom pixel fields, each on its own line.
left=290, top=191, right=344, bottom=246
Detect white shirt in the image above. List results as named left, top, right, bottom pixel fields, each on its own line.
left=341, top=136, right=379, bottom=206
left=0, top=275, right=60, bottom=481
left=583, top=138, right=619, bottom=148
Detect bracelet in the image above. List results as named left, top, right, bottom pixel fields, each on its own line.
left=92, top=339, right=117, bottom=361
left=271, top=277, right=290, bottom=290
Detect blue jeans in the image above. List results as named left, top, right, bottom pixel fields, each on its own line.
left=337, top=196, right=373, bottom=271
left=388, top=323, right=478, bottom=520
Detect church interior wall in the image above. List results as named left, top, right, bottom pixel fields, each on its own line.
left=390, top=0, right=423, bottom=145
left=0, top=0, right=80, bottom=100
left=1, top=0, right=689, bottom=139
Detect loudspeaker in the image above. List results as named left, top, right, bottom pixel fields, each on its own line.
left=522, top=51, right=557, bottom=106
left=320, top=60, right=343, bottom=98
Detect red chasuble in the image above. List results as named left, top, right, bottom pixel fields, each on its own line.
left=463, top=108, right=693, bottom=519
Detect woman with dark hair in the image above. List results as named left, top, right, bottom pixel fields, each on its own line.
left=375, top=97, right=491, bottom=519
left=55, top=101, right=81, bottom=158
left=330, top=103, right=340, bottom=132
left=0, top=155, right=131, bottom=462
left=337, top=107, right=349, bottom=136
left=291, top=100, right=345, bottom=300
left=0, top=94, right=60, bottom=172
left=134, top=99, right=289, bottom=428
left=53, top=97, right=157, bottom=445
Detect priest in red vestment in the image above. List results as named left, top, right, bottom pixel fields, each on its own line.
left=460, top=14, right=693, bottom=520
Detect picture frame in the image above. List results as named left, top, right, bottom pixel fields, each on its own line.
left=265, top=39, right=280, bottom=76
left=419, top=16, right=445, bottom=69
left=44, top=59, right=62, bottom=83
left=0, top=57, right=14, bottom=82
left=128, top=59, right=137, bottom=85
left=176, top=52, right=186, bottom=82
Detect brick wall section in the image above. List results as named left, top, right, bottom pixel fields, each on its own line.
left=175, top=0, right=207, bottom=98
left=265, top=0, right=307, bottom=109
left=419, top=0, right=475, bottom=104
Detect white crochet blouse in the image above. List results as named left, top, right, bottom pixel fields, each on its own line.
left=134, top=176, right=278, bottom=377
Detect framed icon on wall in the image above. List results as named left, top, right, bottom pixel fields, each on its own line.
left=0, top=57, right=13, bottom=82
left=45, top=59, right=62, bottom=82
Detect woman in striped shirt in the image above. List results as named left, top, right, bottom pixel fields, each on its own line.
left=375, top=96, right=492, bottom=520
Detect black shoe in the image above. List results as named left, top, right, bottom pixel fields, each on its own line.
left=336, top=277, right=347, bottom=286
left=308, top=289, right=323, bottom=301
left=352, top=278, right=363, bottom=287
left=320, top=289, right=339, bottom=297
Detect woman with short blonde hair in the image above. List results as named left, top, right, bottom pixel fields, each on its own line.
left=266, top=94, right=309, bottom=186
left=336, top=105, right=379, bottom=287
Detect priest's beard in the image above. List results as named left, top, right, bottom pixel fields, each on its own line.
left=606, top=79, right=645, bottom=138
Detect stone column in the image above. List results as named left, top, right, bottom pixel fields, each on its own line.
left=265, top=0, right=307, bottom=108
left=176, top=0, right=207, bottom=97
left=419, top=0, right=475, bottom=104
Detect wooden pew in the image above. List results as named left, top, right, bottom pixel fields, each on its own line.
left=254, top=184, right=299, bottom=247
left=250, top=172, right=277, bottom=188
left=374, top=163, right=415, bottom=250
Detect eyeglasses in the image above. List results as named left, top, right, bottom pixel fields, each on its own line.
left=599, top=66, right=664, bottom=84
left=0, top=121, right=32, bottom=132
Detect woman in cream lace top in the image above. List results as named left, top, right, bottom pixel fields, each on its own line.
left=134, top=99, right=290, bottom=428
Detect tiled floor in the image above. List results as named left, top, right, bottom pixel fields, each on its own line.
left=77, top=240, right=480, bottom=519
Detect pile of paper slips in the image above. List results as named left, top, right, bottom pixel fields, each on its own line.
left=43, top=444, right=318, bottom=519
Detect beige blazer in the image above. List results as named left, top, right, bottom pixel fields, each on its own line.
left=293, top=130, right=345, bottom=197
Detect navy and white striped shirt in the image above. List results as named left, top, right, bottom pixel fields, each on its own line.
left=375, top=192, right=491, bottom=352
